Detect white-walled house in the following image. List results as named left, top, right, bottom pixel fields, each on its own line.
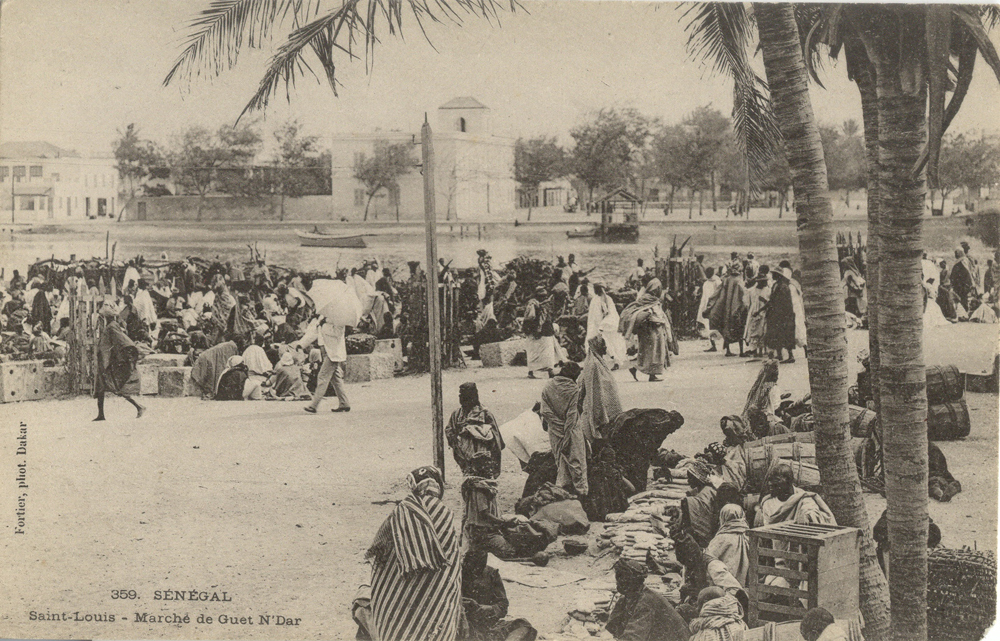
left=328, top=97, right=516, bottom=221
left=0, top=141, right=118, bottom=223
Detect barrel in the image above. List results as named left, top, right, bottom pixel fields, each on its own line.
left=927, top=399, right=971, bottom=440
left=745, top=439, right=818, bottom=491
left=926, top=365, right=965, bottom=404
left=849, top=405, right=879, bottom=438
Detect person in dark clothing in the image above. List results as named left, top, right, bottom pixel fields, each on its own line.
left=446, top=382, right=504, bottom=478
left=583, top=440, right=634, bottom=522
left=606, top=558, right=689, bottom=641
left=119, top=295, right=149, bottom=343
left=872, top=508, right=941, bottom=578
left=93, top=303, right=144, bottom=421
left=762, top=268, right=797, bottom=363
left=215, top=355, right=250, bottom=401
left=950, top=247, right=977, bottom=309
left=30, top=285, right=52, bottom=335
left=460, top=549, right=537, bottom=641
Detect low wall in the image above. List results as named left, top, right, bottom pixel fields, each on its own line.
left=124, top=195, right=338, bottom=222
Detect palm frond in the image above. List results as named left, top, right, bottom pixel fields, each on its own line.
left=164, top=0, right=298, bottom=87
left=953, top=5, right=1000, bottom=85
left=232, top=0, right=519, bottom=119
left=925, top=3, right=953, bottom=188
left=681, top=2, right=781, bottom=194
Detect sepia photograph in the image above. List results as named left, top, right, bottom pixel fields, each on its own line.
left=0, top=1, right=998, bottom=640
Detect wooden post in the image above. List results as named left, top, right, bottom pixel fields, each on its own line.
left=422, top=115, right=446, bottom=478
left=105, top=231, right=110, bottom=260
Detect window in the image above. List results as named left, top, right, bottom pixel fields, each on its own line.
left=353, top=152, right=364, bottom=167
left=59, top=197, right=63, bottom=208
left=354, top=189, right=365, bottom=206
left=84, top=175, right=89, bottom=187
left=29, top=165, right=42, bottom=178
left=50, top=172, right=60, bottom=182
left=20, top=196, right=35, bottom=210
left=13, top=166, right=26, bottom=180
left=458, top=117, right=466, bottom=132
left=0, top=167, right=8, bottom=182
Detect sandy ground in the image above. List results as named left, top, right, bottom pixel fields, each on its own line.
left=0, top=323, right=996, bottom=640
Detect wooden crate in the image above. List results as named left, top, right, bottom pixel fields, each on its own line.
left=747, top=522, right=860, bottom=626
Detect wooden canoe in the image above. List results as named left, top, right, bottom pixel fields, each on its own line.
left=566, top=227, right=598, bottom=239
left=296, top=230, right=368, bottom=248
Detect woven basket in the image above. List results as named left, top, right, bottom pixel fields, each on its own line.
left=927, top=548, right=997, bottom=641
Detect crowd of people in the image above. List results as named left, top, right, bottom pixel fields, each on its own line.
left=923, top=243, right=1000, bottom=326
left=1, top=253, right=405, bottom=419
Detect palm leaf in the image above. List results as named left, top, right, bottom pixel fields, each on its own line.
left=166, top=0, right=520, bottom=118
left=681, top=2, right=781, bottom=193
left=925, top=4, right=952, bottom=189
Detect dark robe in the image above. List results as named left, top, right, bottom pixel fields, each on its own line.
left=460, top=566, right=536, bottom=641
left=606, top=588, right=689, bottom=641
left=215, top=365, right=248, bottom=401
left=601, top=409, right=685, bottom=493
left=950, top=259, right=976, bottom=308
left=30, top=290, right=51, bottom=334
left=764, top=279, right=796, bottom=351
left=94, top=321, right=139, bottom=396
left=708, top=275, right=746, bottom=343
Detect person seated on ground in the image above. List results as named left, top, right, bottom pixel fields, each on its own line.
left=459, top=549, right=537, bottom=641
left=706, top=504, right=751, bottom=587
left=800, top=607, right=849, bottom=641
left=462, top=453, right=553, bottom=560
left=673, top=532, right=746, bottom=616
left=928, top=441, right=962, bottom=502
left=446, top=382, right=504, bottom=479
left=165, top=288, right=185, bottom=318
left=119, top=295, right=149, bottom=343
left=215, top=355, right=250, bottom=401
left=755, top=463, right=836, bottom=527
left=242, top=343, right=273, bottom=400
left=872, top=508, right=941, bottom=577
left=681, top=460, right=719, bottom=547
left=540, top=361, right=588, bottom=498
left=606, top=558, right=690, bottom=641
left=263, top=351, right=309, bottom=399
left=741, top=359, right=783, bottom=429
left=687, top=586, right=747, bottom=641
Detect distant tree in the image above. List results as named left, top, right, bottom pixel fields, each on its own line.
left=113, top=124, right=165, bottom=220
left=270, top=120, right=329, bottom=220
left=171, top=123, right=262, bottom=220
left=937, top=133, right=1000, bottom=211
left=353, top=140, right=415, bottom=221
left=761, top=145, right=792, bottom=217
left=684, top=106, right=731, bottom=215
left=820, top=121, right=866, bottom=205
left=651, top=125, right=689, bottom=216
left=569, top=108, right=652, bottom=206
left=514, top=136, right=566, bottom=220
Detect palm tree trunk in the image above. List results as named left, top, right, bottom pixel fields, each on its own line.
left=862, top=17, right=930, bottom=638
left=852, top=42, right=892, bottom=641
left=754, top=6, right=890, bottom=639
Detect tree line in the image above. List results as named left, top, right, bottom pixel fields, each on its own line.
left=113, top=120, right=331, bottom=220
left=516, top=105, right=998, bottom=220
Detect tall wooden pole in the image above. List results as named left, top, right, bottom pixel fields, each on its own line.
left=422, top=115, right=445, bottom=477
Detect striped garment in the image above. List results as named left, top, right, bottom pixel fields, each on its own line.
left=370, top=494, right=462, bottom=641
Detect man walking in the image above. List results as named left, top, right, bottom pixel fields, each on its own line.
left=299, top=314, right=350, bottom=413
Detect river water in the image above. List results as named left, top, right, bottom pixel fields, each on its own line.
left=0, top=216, right=975, bottom=285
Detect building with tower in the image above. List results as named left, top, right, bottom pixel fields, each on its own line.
left=328, top=97, right=515, bottom=221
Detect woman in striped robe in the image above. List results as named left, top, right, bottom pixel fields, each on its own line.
left=366, top=466, right=462, bottom=641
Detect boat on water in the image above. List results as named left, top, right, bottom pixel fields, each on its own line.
left=296, top=230, right=368, bottom=248
left=566, top=227, right=598, bottom=239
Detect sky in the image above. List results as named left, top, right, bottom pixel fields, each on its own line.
left=2, top=0, right=999, bottom=157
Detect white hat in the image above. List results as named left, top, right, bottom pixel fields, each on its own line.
left=781, top=267, right=793, bottom=280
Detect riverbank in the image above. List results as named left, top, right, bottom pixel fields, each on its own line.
left=0, top=323, right=995, bottom=640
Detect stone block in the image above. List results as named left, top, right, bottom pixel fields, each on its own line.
left=43, top=366, right=71, bottom=399
left=480, top=340, right=526, bottom=368
left=158, top=367, right=197, bottom=397
left=0, top=360, right=46, bottom=403
left=374, top=338, right=405, bottom=372
left=136, top=353, right=187, bottom=395
left=344, top=352, right=395, bottom=383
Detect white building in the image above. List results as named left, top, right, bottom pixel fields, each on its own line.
left=328, top=97, right=516, bottom=221
left=0, top=141, right=119, bottom=223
